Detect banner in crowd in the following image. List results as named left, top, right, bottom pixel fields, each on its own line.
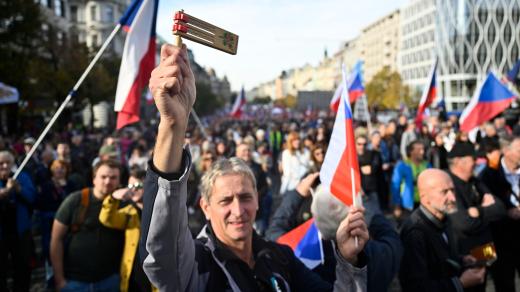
left=114, top=0, right=159, bottom=129
left=0, top=82, right=19, bottom=105
left=460, top=72, right=517, bottom=132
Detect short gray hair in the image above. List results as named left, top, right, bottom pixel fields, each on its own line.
left=311, top=184, right=350, bottom=240
left=200, top=157, right=257, bottom=202
left=0, top=151, right=15, bottom=164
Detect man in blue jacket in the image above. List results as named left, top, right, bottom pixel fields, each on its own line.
left=0, top=151, right=36, bottom=292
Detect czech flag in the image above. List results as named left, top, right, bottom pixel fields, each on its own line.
left=321, top=64, right=362, bottom=206
left=330, top=61, right=365, bottom=112
left=230, top=86, right=246, bottom=118
left=114, top=0, right=158, bottom=129
left=460, top=72, right=518, bottom=132
left=415, top=60, right=437, bottom=128
left=277, top=219, right=324, bottom=269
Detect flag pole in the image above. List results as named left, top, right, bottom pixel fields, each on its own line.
left=190, top=110, right=209, bottom=140
left=13, top=24, right=122, bottom=179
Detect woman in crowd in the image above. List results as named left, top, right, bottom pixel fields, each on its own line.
left=280, top=131, right=312, bottom=195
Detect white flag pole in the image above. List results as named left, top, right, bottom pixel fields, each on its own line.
left=13, top=24, right=122, bottom=179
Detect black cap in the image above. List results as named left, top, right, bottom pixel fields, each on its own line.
left=448, top=142, right=476, bottom=159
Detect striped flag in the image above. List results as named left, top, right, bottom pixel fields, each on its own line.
left=415, top=60, right=437, bottom=128
left=277, top=219, right=324, bottom=269
left=230, top=86, right=246, bottom=118
left=460, top=72, right=517, bottom=132
left=320, top=64, right=362, bottom=206
left=114, top=0, right=158, bottom=129
left=330, top=61, right=365, bottom=112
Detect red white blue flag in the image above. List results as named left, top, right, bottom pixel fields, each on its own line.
left=415, top=60, right=437, bottom=128
left=114, top=0, right=158, bottom=129
left=230, top=86, right=246, bottom=118
left=321, top=64, right=362, bottom=206
left=330, top=61, right=365, bottom=112
left=460, top=72, right=517, bottom=132
left=277, top=219, right=324, bottom=269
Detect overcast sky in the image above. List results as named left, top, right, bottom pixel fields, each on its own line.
left=156, top=0, right=409, bottom=92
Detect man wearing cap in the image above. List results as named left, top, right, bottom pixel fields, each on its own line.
left=447, top=142, right=505, bottom=291
left=479, top=136, right=520, bottom=292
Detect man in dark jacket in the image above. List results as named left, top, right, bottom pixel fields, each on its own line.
left=140, top=43, right=368, bottom=292
left=400, top=169, right=486, bottom=291
left=479, top=136, right=520, bottom=292
left=266, top=172, right=402, bottom=292
left=446, top=142, right=505, bottom=292
left=447, top=143, right=505, bottom=255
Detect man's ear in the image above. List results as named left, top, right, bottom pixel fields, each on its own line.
left=200, top=197, right=211, bottom=220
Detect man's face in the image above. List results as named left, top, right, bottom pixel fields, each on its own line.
left=57, top=143, right=70, bottom=157
left=93, top=165, right=120, bottom=197
left=356, top=137, right=367, bottom=154
left=410, top=143, right=425, bottom=161
left=0, top=154, right=13, bottom=180
left=201, top=174, right=258, bottom=245
left=128, top=175, right=144, bottom=203
left=456, top=155, right=475, bottom=176
left=426, top=176, right=457, bottom=215
left=504, top=140, right=520, bottom=168
left=236, top=144, right=251, bottom=162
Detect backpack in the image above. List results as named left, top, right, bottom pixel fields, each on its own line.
left=69, top=188, right=90, bottom=233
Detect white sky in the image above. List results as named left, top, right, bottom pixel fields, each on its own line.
left=156, top=0, right=409, bottom=92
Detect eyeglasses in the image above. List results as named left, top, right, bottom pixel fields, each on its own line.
left=128, top=182, right=144, bottom=190
left=203, top=156, right=214, bottom=161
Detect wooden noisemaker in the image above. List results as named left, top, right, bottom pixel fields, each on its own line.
left=172, top=10, right=239, bottom=55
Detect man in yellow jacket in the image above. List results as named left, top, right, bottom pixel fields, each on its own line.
left=99, top=168, right=157, bottom=292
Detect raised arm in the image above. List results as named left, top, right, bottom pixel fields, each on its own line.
left=151, top=44, right=196, bottom=173
left=141, top=43, right=199, bottom=292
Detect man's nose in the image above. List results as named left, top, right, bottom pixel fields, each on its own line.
left=230, top=198, right=245, bottom=216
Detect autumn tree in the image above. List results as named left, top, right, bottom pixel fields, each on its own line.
left=366, top=66, right=413, bottom=109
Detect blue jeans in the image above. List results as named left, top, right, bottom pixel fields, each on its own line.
left=61, top=274, right=119, bottom=292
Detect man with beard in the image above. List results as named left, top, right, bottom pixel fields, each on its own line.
left=400, top=169, right=486, bottom=291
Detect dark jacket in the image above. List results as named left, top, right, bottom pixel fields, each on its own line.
left=358, top=150, right=383, bottom=193
left=479, top=163, right=520, bottom=251
left=448, top=172, right=506, bottom=254
left=266, top=189, right=401, bottom=292
left=0, top=172, right=36, bottom=237
left=399, top=206, right=464, bottom=292
left=140, top=149, right=367, bottom=292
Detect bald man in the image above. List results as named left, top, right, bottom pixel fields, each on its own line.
left=399, top=169, right=486, bottom=292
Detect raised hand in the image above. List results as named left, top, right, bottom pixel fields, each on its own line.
left=336, top=207, right=369, bottom=265
left=149, top=44, right=196, bottom=128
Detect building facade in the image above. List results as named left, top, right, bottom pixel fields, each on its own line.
left=359, top=10, right=401, bottom=82
left=436, top=0, right=520, bottom=110
left=401, top=0, right=520, bottom=111
left=399, top=0, right=437, bottom=94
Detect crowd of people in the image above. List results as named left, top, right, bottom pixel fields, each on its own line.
left=0, top=43, right=520, bottom=291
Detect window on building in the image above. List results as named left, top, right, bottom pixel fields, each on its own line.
left=70, top=5, right=77, bottom=22
left=54, top=0, right=64, bottom=16
left=104, top=5, right=114, bottom=22
left=90, top=5, right=97, bottom=21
